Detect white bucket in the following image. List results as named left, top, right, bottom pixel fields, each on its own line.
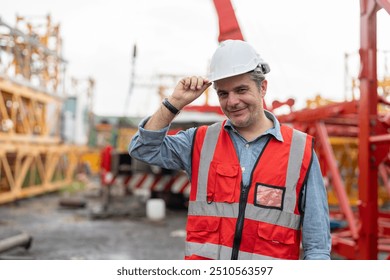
left=146, top=198, right=166, bottom=221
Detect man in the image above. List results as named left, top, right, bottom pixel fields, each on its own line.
left=129, top=40, right=331, bottom=260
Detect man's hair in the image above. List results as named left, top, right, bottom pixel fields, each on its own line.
left=213, top=65, right=266, bottom=90
left=248, top=66, right=266, bottom=90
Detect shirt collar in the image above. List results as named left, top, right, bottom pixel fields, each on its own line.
left=223, top=110, right=284, bottom=142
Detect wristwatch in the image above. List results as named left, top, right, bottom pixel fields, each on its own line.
left=162, top=98, right=180, bottom=115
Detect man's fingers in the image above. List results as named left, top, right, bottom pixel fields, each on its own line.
left=201, top=82, right=212, bottom=91
left=196, top=76, right=208, bottom=90
left=182, top=77, right=191, bottom=89
left=182, top=76, right=210, bottom=90
left=189, top=76, right=197, bottom=90
left=180, top=76, right=211, bottom=96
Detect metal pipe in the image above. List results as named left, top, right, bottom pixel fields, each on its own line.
left=0, top=232, right=33, bottom=253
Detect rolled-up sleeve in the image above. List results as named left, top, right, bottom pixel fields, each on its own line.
left=128, top=117, right=195, bottom=174
left=302, top=153, right=332, bottom=260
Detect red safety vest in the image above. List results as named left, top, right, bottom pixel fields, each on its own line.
left=186, top=121, right=313, bottom=260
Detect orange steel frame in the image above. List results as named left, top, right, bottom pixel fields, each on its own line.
left=212, top=0, right=390, bottom=259
left=0, top=16, right=88, bottom=205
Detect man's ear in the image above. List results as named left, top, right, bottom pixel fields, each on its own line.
left=261, top=80, right=268, bottom=97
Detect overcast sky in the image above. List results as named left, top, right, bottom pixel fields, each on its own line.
left=2, top=0, right=390, bottom=117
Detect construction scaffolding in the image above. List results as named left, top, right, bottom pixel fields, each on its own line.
left=0, top=15, right=87, bottom=204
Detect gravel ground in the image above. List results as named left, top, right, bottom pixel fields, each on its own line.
left=0, top=186, right=188, bottom=260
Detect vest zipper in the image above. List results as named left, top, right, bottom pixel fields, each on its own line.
left=231, top=183, right=250, bottom=260
left=230, top=137, right=272, bottom=260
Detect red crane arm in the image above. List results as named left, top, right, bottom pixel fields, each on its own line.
left=375, top=0, right=390, bottom=13
left=212, top=0, right=244, bottom=42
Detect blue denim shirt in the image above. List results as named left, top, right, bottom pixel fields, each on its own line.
left=129, top=111, right=331, bottom=260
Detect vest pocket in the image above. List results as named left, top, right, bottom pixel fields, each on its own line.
left=257, top=223, right=295, bottom=245
left=187, top=216, right=221, bottom=232
left=186, top=216, right=221, bottom=259
left=252, top=222, right=298, bottom=259
left=208, top=162, right=240, bottom=203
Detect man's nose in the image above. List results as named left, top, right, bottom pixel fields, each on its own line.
left=226, top=93, right=239, bottom=106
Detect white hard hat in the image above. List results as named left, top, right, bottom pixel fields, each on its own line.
left=208, top=40, right=270, bottom=82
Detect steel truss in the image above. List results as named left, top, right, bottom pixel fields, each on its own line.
left=0, top=142, right=86, bottom=204
left=0, top=16, right=87, bottom=205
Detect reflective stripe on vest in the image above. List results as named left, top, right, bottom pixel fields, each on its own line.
left=185, top=241, right=279, bottom=260
left=196, top=122, right=222, bottom=201
left=188, top=201, right=301, bottom=229
left=284, top=129, right=307, bottom=213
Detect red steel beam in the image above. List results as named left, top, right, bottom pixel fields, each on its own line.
left=358, top=0, right=381, bottom=259
left=325, top=124, right=359, bottom=137
left=369, top=134, right=390, bottom=144
left=316, top=122, right=359, bottom=239
left=212, top=0, right=244, bottom=42
left=376, top=0, right=390, bottom=13
left=184, top=104, right=224, bottom=115
left=277, top=100, right=358, bottom=123
left=331, top=235, right=358, bottom=259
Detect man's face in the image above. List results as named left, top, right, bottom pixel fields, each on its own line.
left=214, top=73, right=267, bottom=130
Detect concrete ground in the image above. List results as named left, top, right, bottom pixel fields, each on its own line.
left=0, top=185, right=188, bottom=260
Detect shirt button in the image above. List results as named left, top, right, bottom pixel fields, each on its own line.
left=245, top=144, right=249, bottom=148
left=241, top=167, right=246, bottom=172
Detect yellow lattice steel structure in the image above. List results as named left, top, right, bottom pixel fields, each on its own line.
left=0, top=15, right=88, bottom=204
left=0, top=143, right=86, bottom=204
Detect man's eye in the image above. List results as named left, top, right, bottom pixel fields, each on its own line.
left=218, top=92, right=227, bottom=98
